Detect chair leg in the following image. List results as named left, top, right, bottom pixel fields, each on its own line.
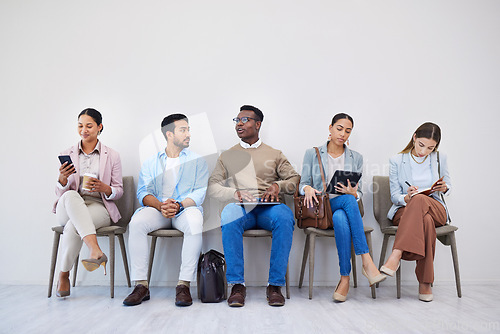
left=396, top=263, right=401, bottom=299
left=377, top=234, right=390, bottom=288
left=72, top=255, right=79, bottom=287
left=48, top=231, right=61, bottom=298
left=308, top=233, right=316, bottom=299
left=109, top=233, right=116, bottom=298
left=365, top=231, right=376, bottom=299
left=147, top=236, right=158, bottom=284
left=285, top=264, right=290, bottom=299
left=351, top=244, right=357, bottom=288
left=298, top=234, right=310, bottom=289
left=118, top=234, right=131, bottom=287
left=448, top=232, right=462, bottom=298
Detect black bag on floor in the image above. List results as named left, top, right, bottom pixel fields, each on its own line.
left=197, top=249, right=227, bottom=303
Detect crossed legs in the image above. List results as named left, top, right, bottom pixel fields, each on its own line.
left=382, top=195, right=446, bottom=297
left=55, top=191, right=110, bottom=295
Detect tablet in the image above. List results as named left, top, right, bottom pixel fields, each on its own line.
left=235, top=198, right=281, bottom=206
left=326, top=170, right=362, bottom=195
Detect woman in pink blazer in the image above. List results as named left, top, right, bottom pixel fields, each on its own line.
left=53, top=108, right=123, bottom=297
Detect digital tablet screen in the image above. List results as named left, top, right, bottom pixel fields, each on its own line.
left=326, top=170, right=362, bottom=195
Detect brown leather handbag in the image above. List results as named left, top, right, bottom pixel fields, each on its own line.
left=294, top=147, right=333, bottom=229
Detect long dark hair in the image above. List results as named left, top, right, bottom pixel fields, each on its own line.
left=400, top=122, right=441, bottom=153
left=78, top=108, right=103, bottom=133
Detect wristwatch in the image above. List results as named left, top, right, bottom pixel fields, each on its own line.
left=176, top=201, right=184, bottom=214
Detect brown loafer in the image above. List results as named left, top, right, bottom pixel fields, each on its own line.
left=123, top=284, right=150, bottom=306
left=266, top=285, right=285, bottom=307
left=175, top=284, right=193, bottom=307
left=228, top=284, right=246, bottom=307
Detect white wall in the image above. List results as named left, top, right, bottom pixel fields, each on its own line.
left=1, top=0, right=499, bottom=287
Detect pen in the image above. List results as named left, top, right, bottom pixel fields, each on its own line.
left=405, top=181, right=412, bottom=187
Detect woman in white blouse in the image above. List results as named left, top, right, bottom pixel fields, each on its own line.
left=380, top=122, right=451, bottom=302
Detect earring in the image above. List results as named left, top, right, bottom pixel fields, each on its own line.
left=327, top=133, right=331, bottom=141
left=347, top=139, right=350, bottom=146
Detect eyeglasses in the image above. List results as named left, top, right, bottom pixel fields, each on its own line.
left=233, top=117, right=259, bottom=124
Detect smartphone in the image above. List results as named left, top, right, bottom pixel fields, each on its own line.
left=58, top=155, right=73, bottom=165
left=58, top=155, right=76, bottom=173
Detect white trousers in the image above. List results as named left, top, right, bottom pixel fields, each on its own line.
left=128, top=206, right=203, bottom=282
left=56, top=191, right=111, bottom=272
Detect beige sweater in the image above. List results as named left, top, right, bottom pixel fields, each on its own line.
left=208, top=143, right=300, bottom=203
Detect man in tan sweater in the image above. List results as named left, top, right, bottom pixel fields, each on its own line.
left=208, top=105, right=299, bottom=307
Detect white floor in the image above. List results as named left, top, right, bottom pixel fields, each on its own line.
left=1, top=283, right=499, bottom=334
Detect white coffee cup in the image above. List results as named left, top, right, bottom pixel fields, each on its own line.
left=82, top=173, right=97, bottom=191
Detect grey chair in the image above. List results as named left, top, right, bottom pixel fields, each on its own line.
left=148, top=228, right=232, bottom=299
left=298, top=200, right=377, bottom=299
left=372, top=175, right=462, bottom=298
left=146, top=228, right=228, bottom=300
left=146, top=228, right=185, bottom=284
left=147, top=201, right=213, bottom=296
left=48, top=176, right=135, bottom=298
left=242, top=229, right=290, bottom=299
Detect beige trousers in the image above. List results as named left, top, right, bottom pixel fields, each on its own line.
left=56, top=190, right=110, bottom=272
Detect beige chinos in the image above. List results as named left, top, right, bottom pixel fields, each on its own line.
left=56, top=190, right=111, bottom=272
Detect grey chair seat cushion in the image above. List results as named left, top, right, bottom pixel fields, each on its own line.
left=436, top=224, right=458, bottom=235
left=381, top=224, right=458, bottom=238
left=381, top=226, right=398, bottom=235
left=304, top=225, right=374, bottom=237
left=51, top=226, right=64, bottom=233
left=242, top=229, right=272, bottom=237
left=51, top=225, right=126, bottom=235
left=148, top=228, right=184, bottom=237
left=96, top=226, right=126, bottom=234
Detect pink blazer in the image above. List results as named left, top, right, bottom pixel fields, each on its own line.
left=53, top=142, right=124, bottom=223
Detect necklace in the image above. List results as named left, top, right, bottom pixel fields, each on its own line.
left=411, top=152, right=428, bottom=164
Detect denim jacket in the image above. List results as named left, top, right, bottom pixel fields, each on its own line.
left=299, top=142, right=363, bottom=200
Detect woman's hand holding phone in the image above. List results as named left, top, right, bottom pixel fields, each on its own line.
left=58, top=162, right=76, bottom=186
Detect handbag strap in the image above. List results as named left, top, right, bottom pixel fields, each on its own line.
left=294, top=147, right=328, bottom=197
left=437, top=152, right=451, bottom=222
left=314, top=147, right=328, bottom=193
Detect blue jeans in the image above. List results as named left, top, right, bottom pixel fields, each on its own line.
left=330, top=195, right=369, bottom=276
left=220, top=203, right=295, bottom=286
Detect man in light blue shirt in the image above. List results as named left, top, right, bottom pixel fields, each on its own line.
left=123, top=114, right=208, bottom=307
